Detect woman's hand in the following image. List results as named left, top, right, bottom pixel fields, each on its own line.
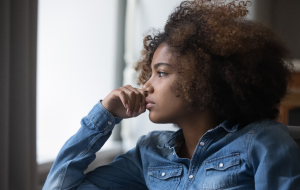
left=101, top=85, right=147, bottom=118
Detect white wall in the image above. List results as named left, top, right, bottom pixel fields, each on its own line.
left=37, top=0, right=118, bottom=164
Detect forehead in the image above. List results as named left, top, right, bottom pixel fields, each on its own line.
left=151, top=43, right=174, bottom=67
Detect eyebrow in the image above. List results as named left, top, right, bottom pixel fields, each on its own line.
left=153, top=62, right=173, bottom=70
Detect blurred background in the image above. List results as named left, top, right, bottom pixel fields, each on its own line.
left=0, top=0, right=299, bottom=189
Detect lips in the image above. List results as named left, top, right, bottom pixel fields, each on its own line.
left=145, top=97, right=155, bottom=109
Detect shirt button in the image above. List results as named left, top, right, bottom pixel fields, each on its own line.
left=172, top=152, right=175, bottom=156
left=200, top=142, right=205, bottom=146
left=162, top=172, right=165, bottom=176
left=108, top=121, right=112, bottom=125
left=219, top=163, right=224, bottom=167
left=189, top=175, right=193, bottom=179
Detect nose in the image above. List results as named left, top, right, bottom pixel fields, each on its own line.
left=142, top=79, right=154, bottom=95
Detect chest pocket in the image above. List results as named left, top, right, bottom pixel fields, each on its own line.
left=147, top=165, right=182, bottom=190
left=203, top=153, right=240, bottom=190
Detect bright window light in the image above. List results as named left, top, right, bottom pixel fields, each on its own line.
left=37, top=0, right=119, bottom=164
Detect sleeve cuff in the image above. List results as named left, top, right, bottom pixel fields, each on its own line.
left=86, top=101, right=123, bottom=132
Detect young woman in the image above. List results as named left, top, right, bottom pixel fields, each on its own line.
left=43, top=0, right=300, bottom=189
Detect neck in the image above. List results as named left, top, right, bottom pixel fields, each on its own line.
left=176, top=108, right=222, bottom=159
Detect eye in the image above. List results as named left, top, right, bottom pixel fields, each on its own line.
left=157, top=72, right=167, bottom=77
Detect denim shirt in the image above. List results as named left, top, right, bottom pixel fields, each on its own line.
left=43, top=101, right=300, bottom=190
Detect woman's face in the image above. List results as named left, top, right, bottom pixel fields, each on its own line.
left=142, top=43, right=190, bottom=124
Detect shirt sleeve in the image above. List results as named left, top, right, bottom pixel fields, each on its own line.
left=42, top=101, right=146, bottom=190
left=249, top=122, right=300, bottom=190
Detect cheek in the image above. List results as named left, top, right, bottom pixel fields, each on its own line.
left=148, top=77, right=186, bottom=123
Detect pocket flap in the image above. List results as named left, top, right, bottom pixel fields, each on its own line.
left=204, top=153, right=240, bottom=171
left=148, top=165, right=182, bottom=180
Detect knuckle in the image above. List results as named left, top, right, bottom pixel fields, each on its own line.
left=129, top=91, right=135, bottom=96
left=118, top=87, right=124, bottom=91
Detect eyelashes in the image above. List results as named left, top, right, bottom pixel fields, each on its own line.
left=157, top=72, right=167, bottom=77
left=147, top=71, right=168, bottom=79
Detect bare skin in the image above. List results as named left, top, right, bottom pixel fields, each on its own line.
left=102, top=43, right=222, bottom=160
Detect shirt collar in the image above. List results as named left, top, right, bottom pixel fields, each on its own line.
left=163, top=119, right=239, bottom=149
left=218, top=119, right=239, bottom=132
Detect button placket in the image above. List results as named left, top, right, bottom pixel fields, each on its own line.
left=184, top=131, right=216, bottom=189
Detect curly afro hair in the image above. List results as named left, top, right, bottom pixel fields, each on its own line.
left=134, top=0, right=294, bottom=125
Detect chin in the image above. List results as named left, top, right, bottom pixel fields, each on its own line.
left=148, top=112, right=172, bottom=124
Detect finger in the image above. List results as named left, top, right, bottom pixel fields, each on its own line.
left=118, top=86, right=133, bottom=107
left=118, top=87, right=134, bottom=116
left=120, top=87, right=137, bottom=116
left=132, top=92, right=142, bottom=117
left=118, top=90, right=129, bottom=109
left=129, top=90, right=138, bottom=116
left=137, top=88, right=146, bottom=112
left=116, top=89, right=132, bottom=117
left=124, top=86, right=144, bottom=116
